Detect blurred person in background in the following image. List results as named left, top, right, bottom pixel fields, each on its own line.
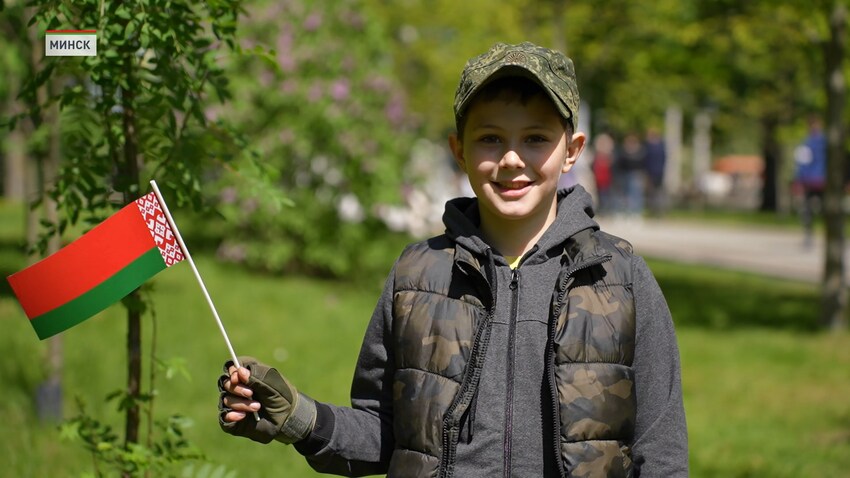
left=591, top=132, right=615, bottom=214
left=793, top=116, right=826, bottom=248
left=614, top=131, right=647, bottom=220
left=644, top=127, right=667, bottom=217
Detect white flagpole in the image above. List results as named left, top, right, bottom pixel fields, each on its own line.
left=149, top=180, right=259, bottom=420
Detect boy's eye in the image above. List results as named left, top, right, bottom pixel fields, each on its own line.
left=526, top=135, right=548, bottom=143
left=478, top=135, right=501, bottom=143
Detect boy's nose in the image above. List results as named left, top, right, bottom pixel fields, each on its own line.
left=500, top=149, right=525, bottom=169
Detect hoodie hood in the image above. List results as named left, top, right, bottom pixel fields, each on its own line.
left=442, top=185, right=599, bottom=264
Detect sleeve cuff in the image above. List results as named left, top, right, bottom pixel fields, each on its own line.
left=276, top=392, right=317, bottom=444
left=293, top=401, right=334, bottom=456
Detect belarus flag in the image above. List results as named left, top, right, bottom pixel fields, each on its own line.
left=8, top=192, right=185, bottom=340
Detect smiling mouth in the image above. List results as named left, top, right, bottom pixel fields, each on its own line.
left=494, top=181, right=532, bottom=190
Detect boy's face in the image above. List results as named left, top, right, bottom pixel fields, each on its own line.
left=449, top=93, right=585, bottom=235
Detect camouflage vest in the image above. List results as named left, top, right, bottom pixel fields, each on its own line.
left=386, top=229, right=636, bottom=478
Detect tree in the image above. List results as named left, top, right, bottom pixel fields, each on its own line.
left=365, top=0, right=531, bottom=138
left=210, top=0, right=418, bottom=279
left=820, top=1, right=847, bottom=330
left=14, top=0, right=250, bottom=474
left=1, top=0, right=65, bottom=421
left=0, top=2, right=31, bottom=201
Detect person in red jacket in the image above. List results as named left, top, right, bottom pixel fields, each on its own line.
left=591, top=132, right=615, bottom=214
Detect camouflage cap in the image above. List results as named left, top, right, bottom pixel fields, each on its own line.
left=454, top=41, right=580, bottom=130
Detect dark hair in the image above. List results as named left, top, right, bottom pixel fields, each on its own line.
left=456, top=76, right=571, bottom=140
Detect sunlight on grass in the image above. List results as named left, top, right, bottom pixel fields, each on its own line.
left=679, top=329, right=850, bottom=477
left=649, top=259, right=820, bottom=330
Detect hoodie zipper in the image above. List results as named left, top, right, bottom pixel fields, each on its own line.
left=547, top=255, right=610, bottom=477
left=503, top=268, right=520, bottom=478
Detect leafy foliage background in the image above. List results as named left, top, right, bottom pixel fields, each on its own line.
left=207, top=0, right=418, bottom=278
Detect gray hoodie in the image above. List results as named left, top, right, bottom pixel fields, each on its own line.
left=295, top=186, right=688, bottom=477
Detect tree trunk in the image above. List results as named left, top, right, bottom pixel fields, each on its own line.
left=124, top=299, right=142, bottom=449
left=664, top=105, right=684, bottom=199
left=120, top=57, right=143, bottom=454
left=3, top=127, right=27, bottom=201
left=693, top=111, right=712, bottom=200
left=24, top=12, right=65, bottom=422
left=820, top=2, right=847, bottom=331
left=0, top=4, right=25, bottom=200
left=38, top=85, right=63, bottom=422
left=759, top=116, right=780, bottom=212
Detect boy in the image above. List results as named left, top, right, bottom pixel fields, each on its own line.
left=218, top=41, right=688, bottom=477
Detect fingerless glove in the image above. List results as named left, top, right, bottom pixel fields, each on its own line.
left=218, top=356, right=317, bottom=444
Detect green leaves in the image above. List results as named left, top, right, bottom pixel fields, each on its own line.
left=156, top=357, right=192, bottom=382
left=60, top=396, right=208, bottom=476
left=14, top=0, right=267, bottom=263
left=208, top=0, right=418, bottom=278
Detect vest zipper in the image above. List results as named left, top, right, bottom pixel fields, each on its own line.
left=441, top=311, right=493, bottom=478
left=503, top=268, right=519, bottom=478
left=439, top=253, right=497, bottom=478
left=547, top=255, right=610, bottom=477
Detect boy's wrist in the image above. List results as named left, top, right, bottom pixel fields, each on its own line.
left=276, top=392, right=318, bottom=444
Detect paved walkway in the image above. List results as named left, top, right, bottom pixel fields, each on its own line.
left=596, top=217, right=838, bottom=284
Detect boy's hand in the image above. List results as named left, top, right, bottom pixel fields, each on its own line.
left=219, top=362, right=258, bottom=422
left=217, top=356, right=316, bottom=444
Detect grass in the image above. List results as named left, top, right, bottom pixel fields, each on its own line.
left=1, top=200, right=849, bottom=477
left=1, top=256, right=382, bottom=478
left=679, top=329, right=850, bottom=477
left=650, top=260, right=822, bottom=330
left=665, top=207, right=804, bottom=230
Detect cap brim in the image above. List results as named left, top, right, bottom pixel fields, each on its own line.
left=456, top=64, right=574, bottom=128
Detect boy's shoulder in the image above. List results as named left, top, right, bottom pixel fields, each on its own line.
left=393, top=234, right=456, bottom=283
left=393, top=234, right=465, bottom=294
left=594, top=229, right=635, bottom=255
left=401, top=233, right=456, bottom=257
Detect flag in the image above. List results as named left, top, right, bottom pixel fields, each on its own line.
left=7, top=192, right=185, bottom=340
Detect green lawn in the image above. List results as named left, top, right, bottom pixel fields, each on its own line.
left=1, top=200, right=849, bottom=477
left=664, top=208, right=804, bottom=230
left=679, top=329, right=850, bottom=477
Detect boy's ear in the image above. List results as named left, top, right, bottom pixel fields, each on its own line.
left=448, top=132, right=466, bottom=171
left=562, top=132, right=587, bottom=173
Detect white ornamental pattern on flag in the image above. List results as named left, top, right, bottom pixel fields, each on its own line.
left=136, top=192, right=185, bottom=267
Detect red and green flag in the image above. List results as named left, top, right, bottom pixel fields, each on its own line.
left=7, top=192, right=185, bottom=340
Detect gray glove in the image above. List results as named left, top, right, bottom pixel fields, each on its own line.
left=218, top=356, right=317, bottom=444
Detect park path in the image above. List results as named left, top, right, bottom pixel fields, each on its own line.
left=596, top=217, right=842, bottom=284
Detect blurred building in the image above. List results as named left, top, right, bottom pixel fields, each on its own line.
left=700, top=154, right=764, bottom=209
